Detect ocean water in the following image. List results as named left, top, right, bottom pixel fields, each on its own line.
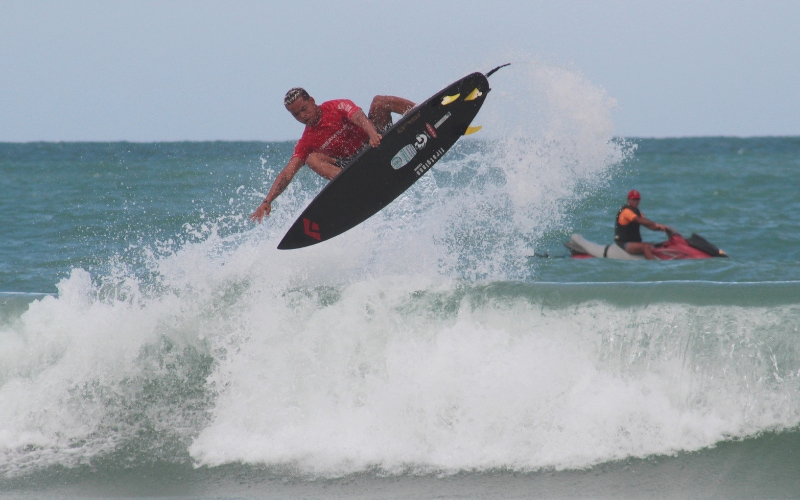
left=2, top=67, right=800, bottom=499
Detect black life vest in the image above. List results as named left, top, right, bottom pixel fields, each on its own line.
left=614, top=204, right=642, bottom=244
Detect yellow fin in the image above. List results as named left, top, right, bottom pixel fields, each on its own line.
left=464, top=88, right=483, bottom=101
left=441, top=93, right=460, bottom=105
left=464, top=125, right=482, bottom=135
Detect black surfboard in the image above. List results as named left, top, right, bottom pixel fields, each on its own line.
left=277, top=68, right=499, bottom=250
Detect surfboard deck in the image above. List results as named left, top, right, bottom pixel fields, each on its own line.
left=277, top=71, right=492, bottom=250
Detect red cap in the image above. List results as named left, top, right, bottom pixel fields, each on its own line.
left=627, top=189, right=641, bottom=200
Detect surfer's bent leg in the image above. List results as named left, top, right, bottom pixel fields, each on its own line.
left=369, top=95, right=416, bottom=132
left=306, top=152, right=343, bottom=180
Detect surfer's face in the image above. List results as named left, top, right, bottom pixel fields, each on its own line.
left=286, top=97, right=320, bottom=126
left=628, top=198, right=640, bottom=208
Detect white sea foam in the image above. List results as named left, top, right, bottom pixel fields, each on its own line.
left=2, top=254, right=800, bottom=477
left=186, top=277, right=800, bottom=475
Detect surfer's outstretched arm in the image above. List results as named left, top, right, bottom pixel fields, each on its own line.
left=250, top=156, right=305, bottom=223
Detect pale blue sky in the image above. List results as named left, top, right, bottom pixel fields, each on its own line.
left=2, top=0, right=799, bottom=141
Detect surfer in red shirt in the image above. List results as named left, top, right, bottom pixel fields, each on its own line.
left=250, top=88, right=415, bottom=222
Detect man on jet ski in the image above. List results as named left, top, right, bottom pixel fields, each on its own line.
left=614, top=190, right=668, bottom=260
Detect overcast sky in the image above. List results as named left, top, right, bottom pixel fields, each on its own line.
left=2, top=0, right=799, bottom=141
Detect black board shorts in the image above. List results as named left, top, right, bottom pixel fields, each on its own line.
left=333, top=142, right=370, bottom=169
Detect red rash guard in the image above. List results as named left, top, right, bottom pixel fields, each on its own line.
left=291, top=99, right=369, bottom=162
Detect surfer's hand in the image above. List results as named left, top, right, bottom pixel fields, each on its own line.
left=369, top=134, right=382, bottom=148
left=249, top=201, right=271, bottom=223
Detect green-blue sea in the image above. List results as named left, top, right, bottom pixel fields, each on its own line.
left=2, top=134, right=799, bottom=498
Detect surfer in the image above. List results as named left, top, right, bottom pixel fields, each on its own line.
left=250, top=88, right=415, bottom=223
left=614, top=190, right=668, bottom=260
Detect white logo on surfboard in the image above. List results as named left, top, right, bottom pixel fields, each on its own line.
left=391, top=134, right=426, bottom=169
left=390, top=113, right=451, bottom=170
left=391, top=144, right=418, bottom=169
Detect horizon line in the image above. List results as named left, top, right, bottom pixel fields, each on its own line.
left=2, top=134, right=800, bottom=145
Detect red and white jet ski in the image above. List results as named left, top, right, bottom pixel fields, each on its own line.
left=565, top=229, right=727, bottom=260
